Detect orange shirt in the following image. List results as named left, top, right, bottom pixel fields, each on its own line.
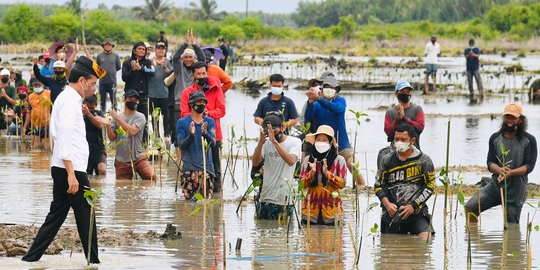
left=28, top=90, right=52, bottom=127
left=208, top=64, right=233, bottom=93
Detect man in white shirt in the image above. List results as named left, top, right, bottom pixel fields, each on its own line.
left=23, top=56, right=106, bottom=264
left=252, top=112, right=301, bottom=220
left=424, top=35, right=440, bottom=95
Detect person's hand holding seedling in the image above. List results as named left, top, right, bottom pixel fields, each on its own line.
left=498, top=165, right=512, bottom=183
left=382, top=198, right=398, bottom=218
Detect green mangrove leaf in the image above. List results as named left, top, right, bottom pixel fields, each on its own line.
left=189, top=206, right=202, bottom=216
left=457, top=190, right=465, bottom=205
left=535, top=225, right=540, bottom=231
left=194, top=193, right=204, bottom=201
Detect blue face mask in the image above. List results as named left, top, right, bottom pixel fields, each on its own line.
left=270, top=87, right=283, bottom=96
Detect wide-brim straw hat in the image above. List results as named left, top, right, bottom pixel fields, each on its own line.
left=305, top=125, right=338, bottom=148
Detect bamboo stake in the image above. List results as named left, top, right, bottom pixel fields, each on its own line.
left=223, top=221, right=226, bottom=268
left=202, top=135, right=207, bottom=199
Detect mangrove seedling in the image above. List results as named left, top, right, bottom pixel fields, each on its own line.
left=190, top=192, right=221, bottom=266
left=83, top=186, right=102, bottom=266
left=348, top=109, right=369, bottom=189
left=355, top=202, right=379, bottom=266
left=496, top=143, right=512, bottom=230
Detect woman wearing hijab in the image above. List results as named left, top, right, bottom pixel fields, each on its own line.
left=300, top=125, right=346, bottom=225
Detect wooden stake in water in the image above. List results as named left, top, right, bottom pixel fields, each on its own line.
left=202, top=135, right=207, bottom=199
left=223, top=221, right=226, bottom=267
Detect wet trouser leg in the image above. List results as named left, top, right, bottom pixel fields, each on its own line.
left=23, top=167, right=99, bottom=263
left=473, top=70, right=484, bottom=96
left=212, top=141, right=222, bottom=192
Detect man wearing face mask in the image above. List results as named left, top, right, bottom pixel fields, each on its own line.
left=22, top=56, right=105, bottom=264
left=0, top=69, right=16, bottom=130
left=22, top=79, right=52, bottom=148
left=375, top=123, right=435, bottom=238
left=33, top=57, right=68, bottom=103
left=105, top=89, right=156, bottom=180
left=305, top=75, right=365, bottom=186
left=177, top=91, right=216, bottom=200
left=384, top=80, right=425, bottom=148
left=6, top=86, right=29, bottom=135
left=253, top=74, right=298, bottom=132
left=180, top=61, right=225, bottom=191
left=465, top=103, right=537, bottom=224
left=252, top=113, right=302, bottom=220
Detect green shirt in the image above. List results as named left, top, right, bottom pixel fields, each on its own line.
left=0, top=85, right=16, bottom=111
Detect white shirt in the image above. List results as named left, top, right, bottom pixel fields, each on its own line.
left=50, top=86, right=89, bottom=172
left=260, top=136, right=302, bottom=205
left=424, top=42, right=440, bottom=64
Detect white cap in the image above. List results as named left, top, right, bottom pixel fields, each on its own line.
left=0, top=69, right=10, bottom=76
left=53, top=61, right=66, bottom=69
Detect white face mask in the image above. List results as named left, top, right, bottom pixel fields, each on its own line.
left=394, top=141, right=411, bottom=153
left=314, top=141, right=331, bottom=153
left=322, top=88, right=336, bottom=99
left=33, top=87, right=44, bottom=94
left=270, top=87, right=283, bottom=96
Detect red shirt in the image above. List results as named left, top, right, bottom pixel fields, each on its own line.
left=180, top=76, right=226, bottom=141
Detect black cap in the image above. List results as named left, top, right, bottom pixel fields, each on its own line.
left=189, top=91, right=207, bottom=104
left=124, top=89, right=140, bottom=99
left=263, top=112, right=284, bottom=127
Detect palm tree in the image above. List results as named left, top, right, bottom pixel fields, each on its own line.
left=66, top=0, right=83, bottom=15
left=189, top=0, right=218, bottom=20
left=133, top=0, right=172, bottom=22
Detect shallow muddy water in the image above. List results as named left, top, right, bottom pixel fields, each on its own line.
left=1, top=89, right=539, bottom=269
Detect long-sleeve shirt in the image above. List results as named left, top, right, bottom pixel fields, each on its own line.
left=172, top=43, right=205, bottom=107
left=208, top=64, right=233, bottom=93
left=180, top=76, right=226, bottom=142
left=486, top=131, right=537, bottom=204
left=300, top=155, right=347, bottom=224
left=50, top=86, right=89, bottom=172
left=384, top=103, right=425, bottom=144
left=121, top=58, right=154, bottom=98
left=177, top=115, right=216, bottom=177
left=374, top=147, right=435, bottom=216
left=304, top=96, right=350, bottom=150
left=33, top=64, right=68, bottom=103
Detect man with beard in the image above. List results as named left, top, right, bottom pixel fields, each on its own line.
left=33, top=57, right=68, bottom=103
left=465, top=103, right=537, bottom=224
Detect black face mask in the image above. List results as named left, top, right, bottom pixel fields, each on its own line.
left=275, top=131, right=283, bottom=142
left=54, top=70, right=64, bottom=76
left=126, top=101, right=137, bottom=111
left=1, top=77, right=9, bottom=84
left=397, top=93, right=411, bottom=103
left=501, top=124, right=518, bottom=133
left=18, top=94, right=26, bottom=100
left=196, top=77, right=208, bottom=87
left=193, top=104, right=205, bottom=114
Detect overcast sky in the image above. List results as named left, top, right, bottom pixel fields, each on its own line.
left=3, top=0, right=320, bottom=13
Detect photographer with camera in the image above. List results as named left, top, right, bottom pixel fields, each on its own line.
left=252, top=112, right=301, bottom=220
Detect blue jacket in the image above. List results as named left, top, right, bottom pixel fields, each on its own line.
left=33, top=64, right=67, bottom=103
left=304, top=96, right=351, bottom=150
left=177, top=115, right=216, bottom=177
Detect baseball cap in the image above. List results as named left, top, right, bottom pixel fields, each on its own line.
left=17, top=86, right=28, bottom=94
left=322, top=75, right=339, bottom=88
left=0, top=69, right=10, bottom=76
left=502, top=103, right=523, bottom=118
left=53, top=61, right=66, bottom=69
left=124, top=89, right=140, bottom=99
left=395, top=80, right=414, bottom=92
left=156, top=42, right=166, bottom=49
left=263, top=112, right=284, bottom=127
left=101, top=39, right=115, bottom=47
left=189, top=91, right=207, bottom=104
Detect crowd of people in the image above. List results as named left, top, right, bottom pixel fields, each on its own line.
left=0, top=33, right=536, bottom=264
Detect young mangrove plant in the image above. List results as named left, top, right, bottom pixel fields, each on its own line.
left=526, top=201, right=540, bottom=267
left=190, top=192, right=221, bottom=266
left=354, top=202, right=378, bottom=266
left=83, top=186, right=102, bottom=266
left=496, top=143, right=512, bottom=230
left=348, top=109, right=369, bottom=189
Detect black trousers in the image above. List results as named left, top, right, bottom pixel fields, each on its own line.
left=22, top=167, right=100, bottom=263
left=149, top=97, right=170, bottom=137
left=170, top=107, right=181, bottom=147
